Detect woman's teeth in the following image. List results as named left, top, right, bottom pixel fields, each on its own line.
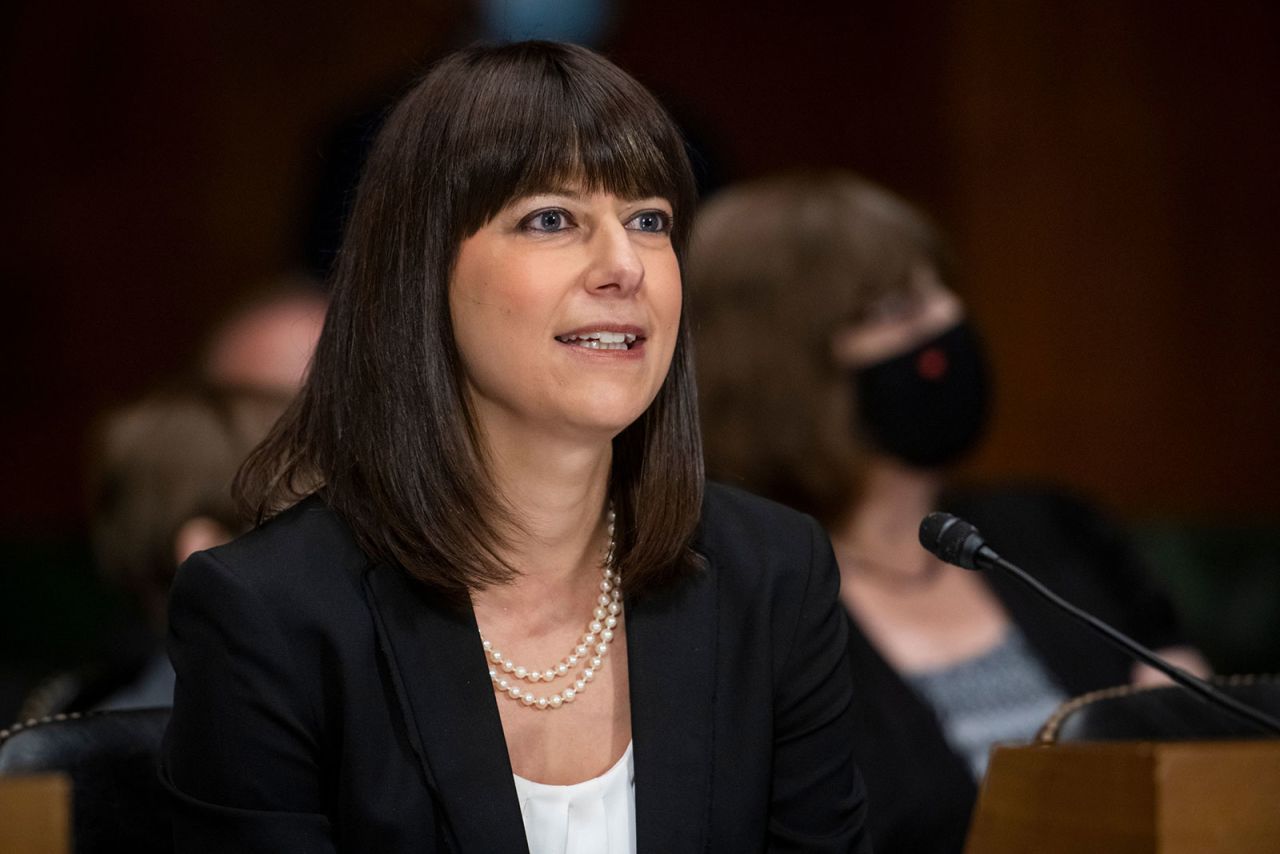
left=556, top=332, right=638, bottom=350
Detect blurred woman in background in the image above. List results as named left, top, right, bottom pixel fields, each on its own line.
left=17, top=383, right=289, bottom=717
left=689, top=170, right=1207, bottom=853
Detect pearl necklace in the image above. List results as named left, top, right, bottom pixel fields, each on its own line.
left=480, top=507, right=622, bottom=711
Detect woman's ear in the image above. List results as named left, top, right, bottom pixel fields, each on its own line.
left=173, top=516, right=234, bottom=566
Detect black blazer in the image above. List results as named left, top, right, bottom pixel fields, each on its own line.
left=160, top=483, right=870, bottom=852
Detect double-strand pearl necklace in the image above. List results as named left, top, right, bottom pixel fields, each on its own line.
left=480, top=507, right=623, bottom=711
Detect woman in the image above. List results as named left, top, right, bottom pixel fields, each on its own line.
left=18, top=383, right=289, bottom=717
left=161, top=43, right=868, bottom=853
left=689, top=171, right=1207, bottom=853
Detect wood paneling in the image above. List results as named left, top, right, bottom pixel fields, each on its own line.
left=4, top=2, right=1276, bottom=528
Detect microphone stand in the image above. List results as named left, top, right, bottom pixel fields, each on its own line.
left=979, top=547, right=1280, bottom=736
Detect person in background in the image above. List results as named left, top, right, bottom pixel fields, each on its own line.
left=200, top=275, right=328, bottom=393
left=15, top=276, right=324, bottom=718
left=688, top=170, right=1208, bottom=854
left=17, top=384, right=290, bottom=716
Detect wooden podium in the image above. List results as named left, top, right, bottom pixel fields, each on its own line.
left=0, top=773, right=71, bottom=854
left=965, top=740, right=1280, bottom=853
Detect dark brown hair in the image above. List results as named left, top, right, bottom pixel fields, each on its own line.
left=237, top=41, right=703, bottom=599
left=688, top=170, right=950, bottom=524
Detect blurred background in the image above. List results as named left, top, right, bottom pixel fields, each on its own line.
left=3, top=1, right=1277, bottom=722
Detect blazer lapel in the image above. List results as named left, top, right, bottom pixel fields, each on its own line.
left=627, top=555, right=719, bottom=853
left=363, top=563, right=530, bottom=853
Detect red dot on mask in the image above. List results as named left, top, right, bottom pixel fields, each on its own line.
left=917, top=347, right=948, bottom=380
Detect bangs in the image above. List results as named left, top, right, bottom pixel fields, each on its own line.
left=443, top=42, right=696, bottom=249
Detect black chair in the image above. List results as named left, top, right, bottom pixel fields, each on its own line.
left=0, top=707, right=172, bottom=854
left=1037, top=674, right=1280, bottom=743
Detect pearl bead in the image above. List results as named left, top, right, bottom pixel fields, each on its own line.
left=575, top=644, right=589, bottom=656
left=535, top=697, right=549, bottom=710
left=600, top=580, right=612, bottom=593
left=501, top=660, right=514, bottom=673
left=549, top=695, right=563, bottom=709
left=482, top=639, right=492, bottom=650
left=514, top=666, right=527, bottom=679
left=583, top=634, right=596, bottom=647
left=590, top=656, right=603, bottom=669
left=595, top=642, right=608, bottom=655
left=601, top=629, right=614, bottom=642
left=498, top=678, right=509, bottom=691
left=567, top=655, right=579, bottom=667
left=598, top=594, right=611, bottom=607
left=521, top=693, right=535, bottom=706
left=563, top=688, right=576, bottom=702
left=529, top=670, right=540, bottom=681
left=508, top=686, right=522, bottom=699
left=604, top=616, right=617, bottom=629
left=583, top=668, right=595, bottom=681
left=556, top=663, right=569, bottom=676
left=488, top=668, right=497, bottom=679
left=589, top=620, right=603, bottom=634
left=575, top=679, right=586, bottom=692
left=594, top=607, right=607, bottom=620
left=608, top=602, right=621, bottom=615
left=489, top=649, right=502, bottom=663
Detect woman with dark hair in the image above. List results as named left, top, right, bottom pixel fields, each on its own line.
left=161, top=43, right=868, bottom=853
left=689, top=171, right=1206, bottom=853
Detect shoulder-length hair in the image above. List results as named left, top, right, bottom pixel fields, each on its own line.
left=688, top=170, right=951, bottom=525
left=236, top=41, right=703, bottom=600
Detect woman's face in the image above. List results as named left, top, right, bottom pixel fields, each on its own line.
left=450, top=185, right=682, bottom=447
left=830, top=266, right=963, bottom=369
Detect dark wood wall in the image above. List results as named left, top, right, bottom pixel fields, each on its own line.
left=4, top=1, right=1277, bottom=533
left=941, top=4, right=1280, bottom=521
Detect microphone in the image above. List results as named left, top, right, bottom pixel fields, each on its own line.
left=919, top=511, right=1280, bottom=736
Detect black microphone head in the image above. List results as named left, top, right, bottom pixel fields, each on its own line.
left=919, top=511, right=988, bottom=570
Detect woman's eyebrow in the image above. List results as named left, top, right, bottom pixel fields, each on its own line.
left=521, top=185, right=587, bottom=200
left=520, top=188, right=671, bottom=204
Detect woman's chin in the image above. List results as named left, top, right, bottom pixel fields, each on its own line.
left=568, top=411, right=647, bottom=443
left=546, top=399, right=653, bottom=445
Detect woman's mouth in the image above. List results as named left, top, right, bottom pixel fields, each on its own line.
left=555, top=331, right=641, bottom=351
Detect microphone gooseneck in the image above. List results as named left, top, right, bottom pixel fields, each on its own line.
left=918, top=511, right=1280, bottom=737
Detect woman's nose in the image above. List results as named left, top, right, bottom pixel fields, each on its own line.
left=584, top=221, right=644, bottom=296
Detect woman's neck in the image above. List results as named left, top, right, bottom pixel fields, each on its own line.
left=475, top=425, right=614, bottom=601
left=834, top=456, right=945, bottom=576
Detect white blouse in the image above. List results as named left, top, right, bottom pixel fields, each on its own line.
left=512, top=741, right=637, bottom=854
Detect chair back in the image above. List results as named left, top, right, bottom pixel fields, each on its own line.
left=0, top=708, right=172, bottom=854
left=1037, top=674, right=1280, bottom=743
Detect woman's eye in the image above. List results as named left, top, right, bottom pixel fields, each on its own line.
left=522, top=209, right=571, bottom=232
left=866, top=292, right=921, bottom=324
left=626, top=210, right=672, bottom=233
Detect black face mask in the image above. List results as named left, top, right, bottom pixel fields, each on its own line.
left=851, top=320, right=991, bottom=469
